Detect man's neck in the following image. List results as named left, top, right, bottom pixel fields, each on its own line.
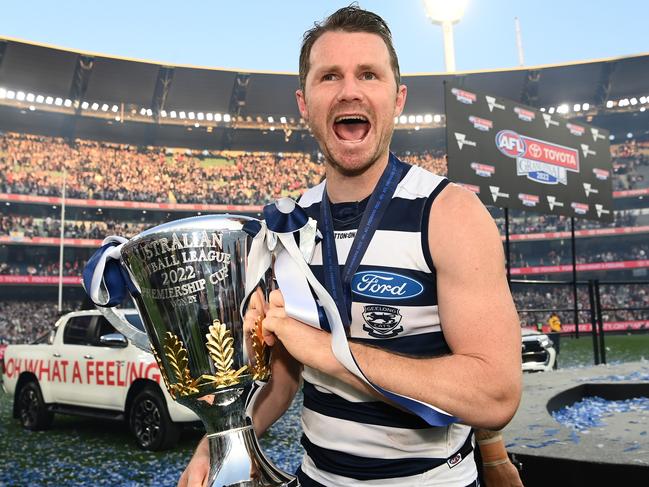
left=325, top=153, right=390, bottom=203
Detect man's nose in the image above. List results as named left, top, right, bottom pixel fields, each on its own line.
left=336, top=75, right=363, bottom=103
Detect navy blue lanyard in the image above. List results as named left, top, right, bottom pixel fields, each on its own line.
left=320, top=154, right=402, bottom=329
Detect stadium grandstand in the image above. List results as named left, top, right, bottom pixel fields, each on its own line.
left=1, top=37, right=649, bottom=344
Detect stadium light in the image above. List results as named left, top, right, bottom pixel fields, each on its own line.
left=81, top=101, right=89, bottom=109
left=29, top=105, right=35, bottom=111
left=582, top=102, right=590, bottom=111
left=0, top=87, right=6, bottom=99
left=548, top=107, right=555, bottom=114
left=111, top=104, right=119, bottom=113
left=268, top=116, right=274, bottom=123
left=433, top=114, right=442, bottom=123
left=170, top=110, right=177, bottom=118
left=269, top=126, right=275, bottom=131
left=573, top=103, right=581, bottom=112
left=223, top=114, right=231, bottom=122
left=280, top=116, right=287, bottom=124
left=394, top=116, right=399, bottom=124
left=423, top=0, right=468, bottom=72
left=54, top=97, right=63, bottom=106
left=194, top=122, right=199, bottom=128
left=606, top=100, right=615, bottom=108
left=36, top=95, right=45, bottom=104
left=16, top=91, right=25, bottom=101
left=630, top=97, right=638, bottom=105
left=206, top=113, right=213, bottom=121
left=214, top=113, right=222, bottom=122
left=640, top=96, right=647, bottom=104
left=146, top=108, right=153, bottom=117
left=101, top=103, right=109, bottom=111
left=6, top=90, right=16, bottom=100
left=540, top=107, right=546, bottom=112
left=197, top=112, right=205, bottom=120
left=64, top=99, right=72, bottom=108
left=415, top=126, right=421, bottom=131
left=557, top=104, right=569, bottom=114
left=188, top=112, right=196, bottom=120
left=408, top=115, right=416, bottom=123
left=641, top=107, right=646, bottom=112
left=627, top=132, right=633, bottom=138
left=179, top=111, right=186, bottom=119
left=415, top=114, right=423, bottom=123
left=46, top=96, right=54, bottom=105
left=26, top=93, right=35, bottom=102
left=399, top=115, right=407, bottom=124
left=424, top=114, right=433, bottom=123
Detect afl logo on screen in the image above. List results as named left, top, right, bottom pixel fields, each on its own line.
left=496, top=130, right=526, bottom=158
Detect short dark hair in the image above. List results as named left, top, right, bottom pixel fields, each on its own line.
left=298, top=5, right=401, bottom=92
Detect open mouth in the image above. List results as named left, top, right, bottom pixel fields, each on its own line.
left=333, top=115, right=371, bottom=142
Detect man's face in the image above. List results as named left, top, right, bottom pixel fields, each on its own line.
left=296, top=31, right=407, bottom=177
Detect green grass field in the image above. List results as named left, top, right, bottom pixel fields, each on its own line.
left=557, top=332, right=649, bottom=368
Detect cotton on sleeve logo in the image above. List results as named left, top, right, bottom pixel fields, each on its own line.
left=352, top=271, right=423, bottom=300
left=458, top=183, right=480, bottom=194
left=485, top=95, right=505, bottom=112
left=455, top=132, right=477, bottom=150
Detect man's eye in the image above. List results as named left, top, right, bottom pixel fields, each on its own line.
left=322, top=74, right=337, bottom=81
left=362, top=72, right=377, bottom=80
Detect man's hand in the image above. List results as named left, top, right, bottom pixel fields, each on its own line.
left=482, top=460, right=524, bottom=487
left=177, top=435, right=209, bottom=487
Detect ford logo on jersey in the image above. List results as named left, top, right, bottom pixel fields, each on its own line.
left=352, top=271, right=424, bottom=300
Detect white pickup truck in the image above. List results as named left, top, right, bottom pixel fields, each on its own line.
left=0, top=309, right=199, bottom=451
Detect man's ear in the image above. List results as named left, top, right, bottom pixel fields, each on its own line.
left=296, top=89, right=309, bottom=121
left=394, top=84, right=407, bottom=117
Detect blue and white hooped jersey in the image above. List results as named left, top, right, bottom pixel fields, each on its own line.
left=297, top=159, right=477, bottom=486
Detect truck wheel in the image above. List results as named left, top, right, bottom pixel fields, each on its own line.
left=17, top=381, right=54, bottom=430
left=129, top=386, right=181, bottom=451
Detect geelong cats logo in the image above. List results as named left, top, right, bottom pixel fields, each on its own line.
left=362, top=305, right=404, bottom=338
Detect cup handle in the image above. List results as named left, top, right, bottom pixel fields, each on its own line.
left=97, top=306, right=151, bottom=353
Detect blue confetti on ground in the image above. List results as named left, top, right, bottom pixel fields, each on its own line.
left=552, top=396, right=649, bottom=432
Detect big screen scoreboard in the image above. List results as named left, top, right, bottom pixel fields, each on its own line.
left=445, top=83, right=613, bottom=222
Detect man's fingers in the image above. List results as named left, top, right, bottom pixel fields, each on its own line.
left=269, top=289, right=285, bottom=308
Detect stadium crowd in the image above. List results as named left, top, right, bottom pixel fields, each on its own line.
left=509, top=243, right=649, bottom=267
left=513, top=283, right=649, bottom=328
left=0, top=300, right=80, bottom=344
left=3, top=132, right=647, bottom=207
left=0, top=215, right=145, bottom=240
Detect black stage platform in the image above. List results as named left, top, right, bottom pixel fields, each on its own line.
left=504, top=361, right=649, bottom=486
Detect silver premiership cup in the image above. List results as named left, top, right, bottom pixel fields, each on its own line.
left=93, top=215, right=298, bottom=487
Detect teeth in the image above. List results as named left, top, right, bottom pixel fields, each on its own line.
left=334, top=115, right=368, bottom=123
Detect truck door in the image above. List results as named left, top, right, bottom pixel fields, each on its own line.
left=56, top=314, right=98, bottom=407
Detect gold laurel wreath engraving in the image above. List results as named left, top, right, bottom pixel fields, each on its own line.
left=162, top=331, right=201, bottom=397
left=151, top=346, right=175, bottom=398
left=202, top=320, right=248, bottom=389
left=251, top=317, right=271, bottom=381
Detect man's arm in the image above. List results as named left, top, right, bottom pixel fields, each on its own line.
left=262, top=184, right=522, bottom=429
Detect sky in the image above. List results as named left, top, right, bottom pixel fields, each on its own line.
left=0, top=0, right=647, bottom=74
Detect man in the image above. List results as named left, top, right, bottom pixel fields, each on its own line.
left=179, top=6, right=522, bottom=486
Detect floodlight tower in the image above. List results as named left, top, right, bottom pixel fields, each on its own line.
left=423, top=0, right=468, bottom=72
